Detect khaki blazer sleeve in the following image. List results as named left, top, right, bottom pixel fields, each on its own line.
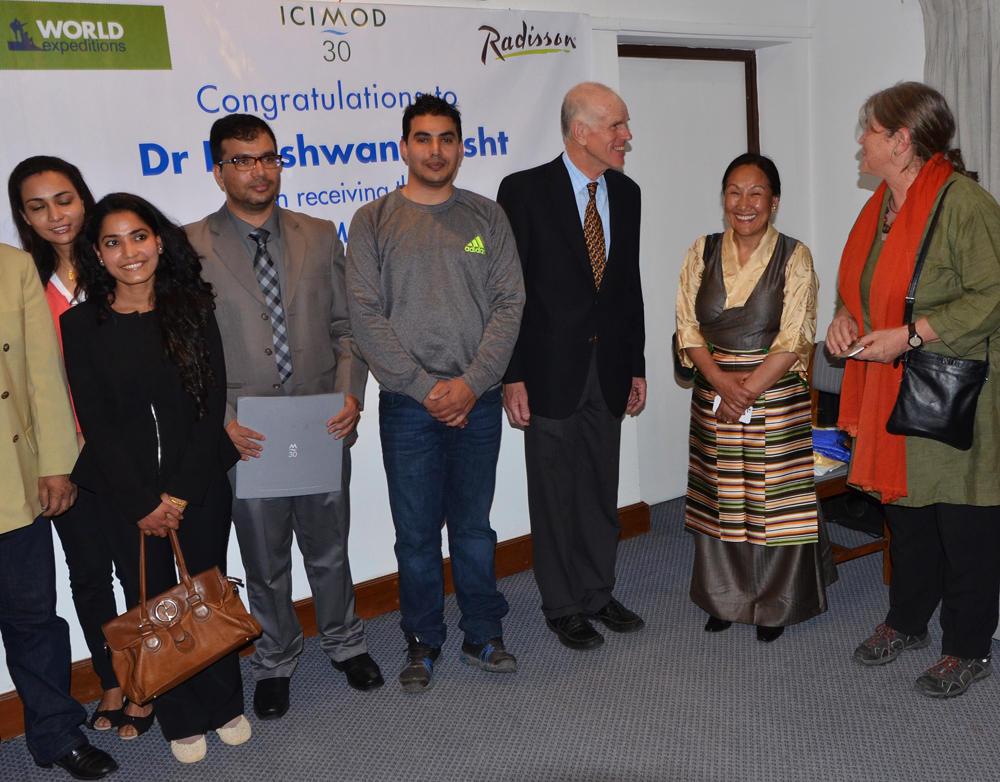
left=0, top=245, right=77, bottom=532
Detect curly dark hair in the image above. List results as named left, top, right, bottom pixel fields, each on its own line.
left=7, top=156, right=96, bottom=284
left=76, top=193, right=217, bottom=417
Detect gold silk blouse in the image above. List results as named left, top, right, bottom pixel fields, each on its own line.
left=675, top=224, right=818, bottom=373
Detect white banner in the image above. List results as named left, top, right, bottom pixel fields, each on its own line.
left=1, top=1, right=592, bottom=240
left=0, top=0, right=593, bottom=687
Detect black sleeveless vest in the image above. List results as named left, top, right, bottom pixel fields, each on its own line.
left=694, top=231, right=799, bottom=352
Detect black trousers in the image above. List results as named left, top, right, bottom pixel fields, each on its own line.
left=105, top=473, right=244, bottom=740
left=51, top=487, right=121, bottom=692
left=884, top=503, right=1000, bottom=659
left=524, top=351, right=622, bottom=619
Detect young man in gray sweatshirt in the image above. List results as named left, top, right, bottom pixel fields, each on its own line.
left=346, top=94, right=525, bottom=692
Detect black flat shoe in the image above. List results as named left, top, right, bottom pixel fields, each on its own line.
left=546, top=614, right=604, bottom=650
left=37, top=742, right=118, bottom=780
left=119, top=707, right=155, bottom=740
left=87, top=701, right=125, bottom=731
left=704, top=615, right=733, bottom=633
left=253, top=676, right=290, bottom=720
left=332, top=651, right=385, bottom=691
left=756, top=625, right=785, bottom=643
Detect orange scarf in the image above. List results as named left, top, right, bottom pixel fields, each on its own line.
left=836, top=154, right=953, bottom=502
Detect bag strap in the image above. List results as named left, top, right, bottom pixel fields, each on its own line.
left=136, top=527, right=198, bottom=627
left=135, top=397, right=200, bottom=624
left=899, top=180, right=990, bottom=371
left=168, top=529, right=196, bottom=588
left=902, top=181, right=954, bottom=324
left=138, top=533, right=148, bottom=624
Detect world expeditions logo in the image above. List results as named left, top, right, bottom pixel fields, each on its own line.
left=8, top=16, right=123, bottom=51
left=479, top=20, right=577, bottom=65
left=2, top=1, right=171, bottom=70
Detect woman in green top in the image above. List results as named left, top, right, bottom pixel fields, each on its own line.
left=827, top=81, right=1000, bottom=698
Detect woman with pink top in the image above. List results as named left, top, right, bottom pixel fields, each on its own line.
left=7, top=157, right=152, bottom=739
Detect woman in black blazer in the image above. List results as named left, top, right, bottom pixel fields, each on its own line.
left=61, top=193, right=249, bottom=764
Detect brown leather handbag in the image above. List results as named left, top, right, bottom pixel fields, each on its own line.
left=102, top=529, right=261, bottom=705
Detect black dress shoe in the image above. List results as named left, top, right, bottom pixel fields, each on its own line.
left=332, top=651, right=384, bottom=691
left=588, top=598, right=645, bottom=633
left=705, top=615, right=733, bottom=632
left=253, top=676, right=290, bottom=720
left=546, top=614, right=604, bottom=650
left=756, top=625, right=785, bottom=643
left=37, top=743, right=117, bottom=780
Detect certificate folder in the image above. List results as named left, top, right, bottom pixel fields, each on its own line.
left=235, top=393, right=344, bottom=499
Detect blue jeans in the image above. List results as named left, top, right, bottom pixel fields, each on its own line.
left=0, top=516, right=86, bottom=764
left=379, top=387, right=509, bottom=648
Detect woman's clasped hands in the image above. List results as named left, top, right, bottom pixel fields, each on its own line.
left=713, top=371, right=757, bottom=424
left=136, top=493, right=187, bottom=537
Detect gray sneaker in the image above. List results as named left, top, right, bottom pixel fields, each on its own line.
left=399, top=637, right=440, bottom=693
left=853, top=622, right=930, bottom=666
left=914, top=654, right=992, bottom=698
left=460, top=637, right=518, bottom=673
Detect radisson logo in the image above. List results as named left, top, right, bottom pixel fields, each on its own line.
left=479, top=20, right=577, bottom=65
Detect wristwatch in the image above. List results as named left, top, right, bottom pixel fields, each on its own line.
left=907, top=322, right=923, bottom=349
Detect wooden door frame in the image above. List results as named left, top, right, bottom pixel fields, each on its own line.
left=617, top=44, right=760, bottom=154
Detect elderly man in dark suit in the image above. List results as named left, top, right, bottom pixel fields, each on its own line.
left=186, top=114, right=381, bottom=719
left=497, top=82, right=647, bottom=651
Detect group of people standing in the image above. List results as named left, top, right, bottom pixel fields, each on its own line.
left=1, top=76, right=997, bottom=781
left=0, top=82, right=645, bottom=779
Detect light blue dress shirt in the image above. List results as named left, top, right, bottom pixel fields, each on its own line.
left=561, top=151, right=610, bottom=259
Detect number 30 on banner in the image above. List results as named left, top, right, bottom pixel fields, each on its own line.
left=323, top=39, right=351, bottom=62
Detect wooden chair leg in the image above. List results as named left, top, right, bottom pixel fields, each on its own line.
left=882, top=519, right=892, bottom=585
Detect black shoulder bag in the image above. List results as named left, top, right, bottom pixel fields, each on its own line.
left=885, top=183, right=990, bottom=450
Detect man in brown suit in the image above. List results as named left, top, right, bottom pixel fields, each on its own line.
left=186, top=115, right=381, bottom=720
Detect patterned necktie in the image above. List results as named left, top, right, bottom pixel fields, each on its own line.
left=584, top=181, right=606, bottom=290
left=249, top=229, right=293, bottom=383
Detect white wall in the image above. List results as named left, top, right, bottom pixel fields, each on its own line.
left=807, top=0, right=926, bottom=334
left=14, top=0, right=929, bottom=687
left=621, top=57, right=751, bottom=504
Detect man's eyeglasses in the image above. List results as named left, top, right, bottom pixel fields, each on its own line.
left=217, top=154, right=284, bottom=171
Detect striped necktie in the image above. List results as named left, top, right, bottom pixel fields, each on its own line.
left=584, top=181, right=606, bottom=290
left=249, top=229, right=293, bottom=383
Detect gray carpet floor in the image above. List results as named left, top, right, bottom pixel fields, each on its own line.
left=2, top=497, right=998, bottom=781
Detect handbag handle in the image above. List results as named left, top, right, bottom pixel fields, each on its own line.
left=137, top=397, right=206, bottom=630
left=136, top=528, right=200, bottom=628
left=138, top=397, right=202, bottom=626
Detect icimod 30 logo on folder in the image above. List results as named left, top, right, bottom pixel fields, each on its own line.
left=2, top=1, right=171, bottom=69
